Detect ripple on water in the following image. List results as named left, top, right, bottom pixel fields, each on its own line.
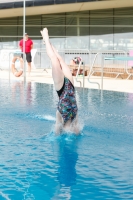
left=0, top=81, right=133, bottom=199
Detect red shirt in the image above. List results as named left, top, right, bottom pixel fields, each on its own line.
left=19, top=38, right=33, bottom=53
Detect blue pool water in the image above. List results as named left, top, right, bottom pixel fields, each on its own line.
left=0, top=79, right=133, bottom=200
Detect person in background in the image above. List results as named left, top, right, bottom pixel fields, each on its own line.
left=19, top=33, right=33, bottom=76
left=70, top=57, right=82, bottom=66
left=70, top=57, right=84, bottom=76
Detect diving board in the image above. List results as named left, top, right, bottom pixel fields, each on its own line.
left=103, top=56, right=133, bottom=80
left=104, top=56, right=133, bottom=61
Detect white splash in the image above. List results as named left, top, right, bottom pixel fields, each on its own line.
left=35, top=115, right=56, bottom=121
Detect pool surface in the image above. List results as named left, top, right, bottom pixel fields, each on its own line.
left=0, top=79, right=133, bottom=200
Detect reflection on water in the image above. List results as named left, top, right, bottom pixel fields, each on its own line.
left=128, top=93, right=133, bottom=101
left=57, top=142, right=78, bottom=187
left=11, top=81, right=34, bottom=106
left=26, top=82, right=32, bottom=106
left=11, top=81, right=24, bottom=104
left=52, top=136, right=79, bottom=200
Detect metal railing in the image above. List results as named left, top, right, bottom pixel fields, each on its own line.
left=87, top=50, right=127, bottom=89
left=126, top=69, right=133, bottom=80
left=3, top=48, right=133, bottom=89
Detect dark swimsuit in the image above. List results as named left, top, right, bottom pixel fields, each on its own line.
left=57, top=77, right=78, bottom=124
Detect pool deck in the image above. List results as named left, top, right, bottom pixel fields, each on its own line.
left=0, top=69, right=133, bottom=93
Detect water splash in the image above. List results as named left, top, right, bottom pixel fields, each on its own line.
left=44, top=128, right=84, bottom=143
left=34, top=114, right=56, bottom=121
left=15, top=112, right=56, bottom=122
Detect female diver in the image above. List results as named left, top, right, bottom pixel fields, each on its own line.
left=40, top=28, right=80, bottom=135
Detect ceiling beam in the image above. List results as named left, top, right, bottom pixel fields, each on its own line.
left=0, top=0, right=133, bottom=18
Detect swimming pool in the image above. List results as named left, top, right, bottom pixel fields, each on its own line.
left=0, top=79, right=133, bottom=200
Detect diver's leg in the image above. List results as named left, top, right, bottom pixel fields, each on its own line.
left=72, top=115, right=80, bottom=135
left=63, top=115, right=80, bottom=134
left=40, top=28, right=64, bottom=91
left=55, top=110, right=63, bottom=135
left=52, top=45, right=74, bottom=85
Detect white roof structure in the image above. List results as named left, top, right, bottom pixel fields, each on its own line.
left=0, top=0, right=32, bottom=2
left=0, top=0, right=133, bottom=19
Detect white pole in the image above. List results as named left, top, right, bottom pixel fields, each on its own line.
left=23, top=0, right=26, bottom=83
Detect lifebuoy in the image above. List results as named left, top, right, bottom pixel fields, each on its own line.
left=11, top=55, right=23, bottom=77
